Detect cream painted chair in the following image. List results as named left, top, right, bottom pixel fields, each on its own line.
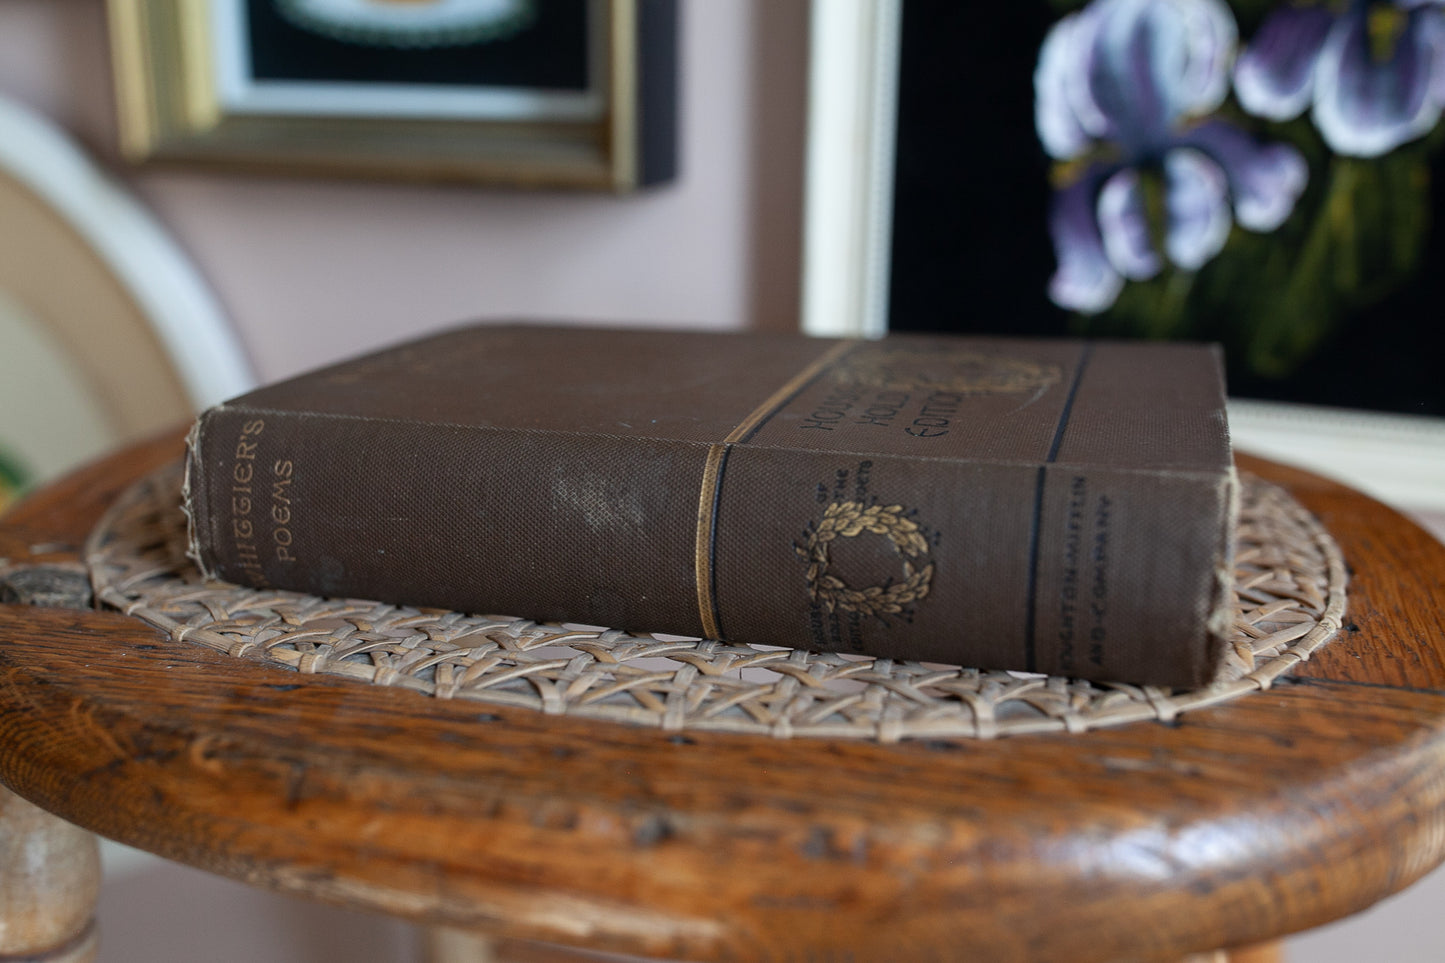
left=0, top=94, right=249, bottom=505
left=0, top=93, right=249, bottom=962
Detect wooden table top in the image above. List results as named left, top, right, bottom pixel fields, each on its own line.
left=2, top=431, right=1444, bottom=963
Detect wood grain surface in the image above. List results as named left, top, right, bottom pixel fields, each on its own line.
left=2, top=433, right=1444, bottom=962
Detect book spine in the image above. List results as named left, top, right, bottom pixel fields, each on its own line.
left=185, top=403, right=718, bottom=639
left=187, top=406, right=1235, bottom=689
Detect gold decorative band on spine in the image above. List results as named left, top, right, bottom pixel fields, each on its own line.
left=694, top=339, right=858, bottom=639
left=694, top=444, right=730, bottom=639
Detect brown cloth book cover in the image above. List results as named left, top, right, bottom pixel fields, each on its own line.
left=184, top=324, right=1238, bottom=688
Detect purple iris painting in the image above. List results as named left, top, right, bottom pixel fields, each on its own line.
left=1034, top=0, right=1317, bottom=310
left=1036, top=0, right=1445, bottom=345
left=1037, top=0, right=1309, bottom=314
left=1235, top=1, right=1445, bottom=158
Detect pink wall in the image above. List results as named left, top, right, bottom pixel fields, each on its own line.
left=0, top=0, right=809, bottom=382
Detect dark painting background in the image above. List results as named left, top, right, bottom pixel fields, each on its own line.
left=244, top=0, right=590, bottom=91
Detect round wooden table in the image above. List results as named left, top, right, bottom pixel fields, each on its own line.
left=2, top=432, right=1444, bottom=963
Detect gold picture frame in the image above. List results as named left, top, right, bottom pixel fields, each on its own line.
left=107, top=0, right=677, bottom=190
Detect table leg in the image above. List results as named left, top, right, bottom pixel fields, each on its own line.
left=0, top=785, right=100, bottom=963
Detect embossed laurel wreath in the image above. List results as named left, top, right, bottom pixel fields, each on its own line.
left=87, top=463, right=1346, bottom=741
left=796, top=501, right=934, bottom=618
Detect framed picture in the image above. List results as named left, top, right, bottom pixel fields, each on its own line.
left=107, top=0, right=677, bottom=190
left=802, top=0, right=1445, bottom=515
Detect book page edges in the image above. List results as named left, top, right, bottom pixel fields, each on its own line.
left=1202, top=464, right=1244, bottom=686
left=181, top=413, right=220, bottom=583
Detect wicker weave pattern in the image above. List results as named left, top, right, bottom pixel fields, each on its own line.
left=85, top=465, right=1346, bottom=741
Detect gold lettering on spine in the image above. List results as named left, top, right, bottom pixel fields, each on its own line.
left=227, top=418, right=268, bottom=586
left=693, top=340, right=858, bottom=639
left=271, top=459, right=296, bottom=563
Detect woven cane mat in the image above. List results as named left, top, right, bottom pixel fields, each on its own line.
left=85, top=463, right=1346, bottom=741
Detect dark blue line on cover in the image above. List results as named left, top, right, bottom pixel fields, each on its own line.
left=1046, top=343, right=1093, bottom=463
left=706, top=445, right=733, bottom=639
left=1022, top=343, right=1094, bottom=672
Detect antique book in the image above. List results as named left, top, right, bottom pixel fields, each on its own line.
left=184, top=324, right=1238, bottom=688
